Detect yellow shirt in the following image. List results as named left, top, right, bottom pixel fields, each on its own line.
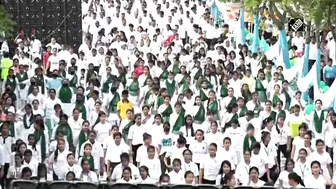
left=241, top=76, right=255, bottom=92
left=117, top=100, right=133, bottom=120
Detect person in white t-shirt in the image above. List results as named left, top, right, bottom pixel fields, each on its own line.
left=292, top=32, right=305, bottom=57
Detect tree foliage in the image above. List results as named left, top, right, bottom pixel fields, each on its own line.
left=0, top=5, right=15, bottom=39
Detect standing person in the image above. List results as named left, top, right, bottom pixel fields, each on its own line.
left=1, top=52, right=13, bottom=83
left=309, top=99, right=328, bottom=140
left=16, top=65, right=29, bottom=109
left=117, top=90, right=133, bottom=121
left=323, top=58, right=336, bottom=86
left=49, top=139, right=71, bottom=180
left=30, top=119, right=49, bottom=162
left=57, top=79, right=74, bottom=116
left=199, top=143, right=220, bottom=184
left=0, top=122, right=15, bottom=189
left=44, top=89, right=62, bottom=136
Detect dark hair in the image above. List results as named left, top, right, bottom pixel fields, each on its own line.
left=66, top=171, right=76, bottom=181
left=21, top=167, right=32, bottom=176
left=284, top=159, right=294, bottom=171
left=37, top=163, right=47, bottom=180
left=218, top=160, right=232, bottom=183
left=24, top=149, right=33, bottom=156
left=120, top=153, right=130, bottom=161
left=288, top=172, right=305, bottom=186
left=184, top=115, right=195, bottom=137
left=249, top=166, right=259, bottom=174
left=223, top=172, right=235, bottom=185
left=184, top=170, right=194, bottom=178
left=122, top=167, right=132, bottom=178
left=139, top=166, right=149, bottom=177
left=54, top=138, right=66, bottom=162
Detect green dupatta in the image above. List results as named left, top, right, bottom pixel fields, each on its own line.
left=283, top=91, right=291, bottom=110
left=165, top=80, right=176, bottom=97
left=59, top=86, right=72, bottom=103
left=109, top=93, right=120, bottom=113
left=9, top=122, right=15, bottom=137
left=269, top=111, right=277, bottom=121
left=313, top=110, right=324, bottom=133
left=16, top=72, right=28, bottom=89
left=200, top=88, right=208, bottom=102
left=156, top=96, right=164, bottom=109
left=36, top=75, right=45, bottom=94
left=82, top=155, right=95, bottom=171
left=266, top=72, right=272, bottom=83
left=238, top=106, right=248, bottom=117
left=122, top=120, right=134, bottom=142
left=128, top=80, right=139, bottom=96
left=224, top=113, right=239, bottom=130
left=243, top=135, right=257, bottom=152
left=228, top=97, right=237, bottom=107
left=208, top=100, right=219, bottom=120
left=55, top=124, right=73, bottom=145
left=172, top=111, right=185, bottom=132
left=272, top=94, right=280, bottom=108
left=34, top=129, right=46, bottom=161
left=78, top=131, right=88, bottom=152
left=194, top=105, right=205, bottom=124
left=102, top=75, right=116, bottom=93
left=255, top=79, right=267, bottom=102
left=75, top=103, right=87, bottom=120
left=161, top=105, right=173, bottom=123
left=69, top=74, right=78, bottom=92
left=220, top=85, right=228, bottom=98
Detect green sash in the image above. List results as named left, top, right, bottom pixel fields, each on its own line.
left=165, top=80, right=176, bottom=97
left=208, top=100, right=219, bottom=120
left=55, top=124, right=73, bottom=145
left=9, top=122, right=15, bottom=137
left=228, top=97, right=237, bottom=107
left=277, top=110, right=286, bottom=121
left=243, top=135, right=257, bottom=152
left=128, top=80, right=139, bottom=96
left=122, top=121, right=134, bottom=142
left=16, top=73, right=28, bottom=90
left=193, top=68, right=202, bottom=81
left=239, top=106, right=248, bottom=117
left=102, top=75, right=116, bottom=93
left=205, top=76, right=213, bottom=89
left=69, top=74, right=78, bottom=92
left=161, top=105, right=173, bottom=123
left=144, top=89, right=152, bottom=105
left=224, top=113, right=239, bottom=129
left=59, top=86, right=72, bottom=103
left=86, top=70, right=94, bottom=83
left=313, top=110, right=324, bottom=133
left=269, top=111, right=276, bottom=121
left=6, top=77, right=16, bottom=91
left=220, top=85, right=228, bottom=98
left=200, top=88, right=208, bottom=102
left=28, top=85, right=37, bottom=96
left=178, top=76, right=186, bottom=87
left=78, top=131, right=88, bottom=152
left=283, top=91, right=291, bottom=110
left=272, top=94, right=280, bottom=108
left=36, top=75, right=45, bottom=94
left=242, top=92, right=252, bottom=103
left=194, top=105, right=205, bottom=124
left=23, top=114, right=34, bottom=129
left=279, top=73, right=284, bottom=81
left=172, top=65, right=180, bottom=74
left=34, top=129, right=46, bottom=161
left=253, top=104, right=261, bottom=118
left=181, top=83, right=189, bottom=94
left=61, top=71, right=66, bottom=78
left=160, top=70, right=169, bottom=81
left=75, top=103, right=87, bottom=120
left=86, top=93, right=92, bottom=100
left=156, top=96, right=164, bottom=109
left=255, top=79, right=267, bottom=102
left=82, top=155, right=95, bottom=171
left=109, top=93, right=120, bottom=113
left=172, top=112, right=185, bottom=132
left=118, top=73, right=127, bottom=86
left=266, top=72, right=272, bottom=83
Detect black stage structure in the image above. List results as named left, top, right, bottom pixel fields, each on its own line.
left=1, top=0, right=82, bottom=49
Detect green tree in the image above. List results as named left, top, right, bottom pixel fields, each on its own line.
left=0, top=5, right=15, bottom=39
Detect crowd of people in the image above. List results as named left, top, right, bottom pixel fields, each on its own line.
left=1, top=0, right=336, bottom=189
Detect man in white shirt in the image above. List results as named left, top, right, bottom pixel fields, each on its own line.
left=111, top=153, right=140, bottom=181
left=292, top=32, right=305, bottom=57
left=30, top=35, right=42, bottom=60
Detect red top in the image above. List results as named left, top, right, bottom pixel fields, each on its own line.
left=134, top=65, right=144, bottom=78
left=43, top=52, right=51, bottom=68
